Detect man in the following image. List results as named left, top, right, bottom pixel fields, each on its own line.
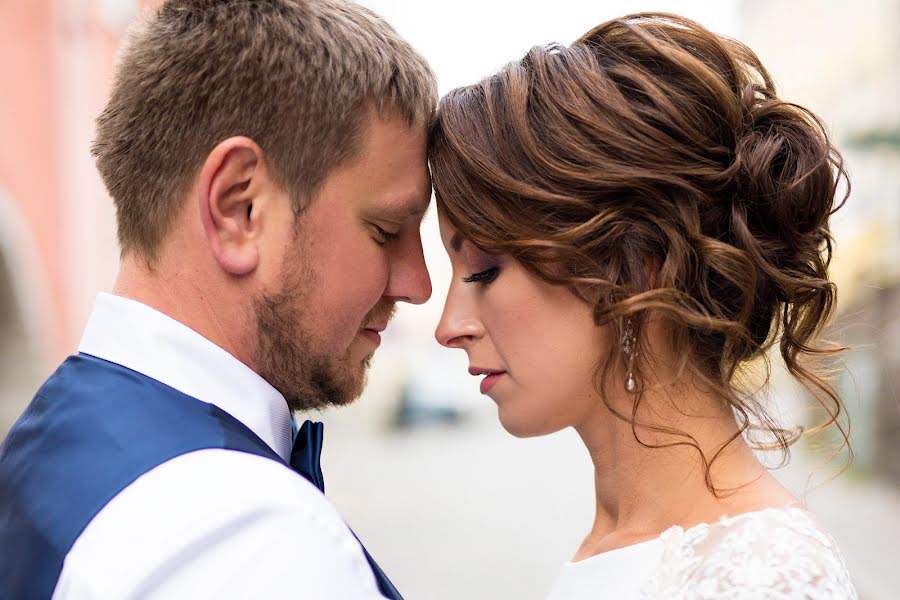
left=0, top=1, right=436, bottom=598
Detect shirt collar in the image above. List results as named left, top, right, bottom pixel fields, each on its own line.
left=78, top=292, right=293, bottom=462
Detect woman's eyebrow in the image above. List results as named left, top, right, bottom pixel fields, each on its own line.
left=449, top=232, right=464, bottom=253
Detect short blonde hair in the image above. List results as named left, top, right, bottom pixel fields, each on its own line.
left=93, top=0, right=436, bottom=261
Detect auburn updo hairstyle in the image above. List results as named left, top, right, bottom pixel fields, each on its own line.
left=429, top=13, right=850, bottom=486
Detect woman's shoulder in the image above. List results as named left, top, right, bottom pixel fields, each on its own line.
left=642, top=506, right=858, bottom=599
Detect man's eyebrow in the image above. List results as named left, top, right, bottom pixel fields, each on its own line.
left=381, top=194, right=431, bottom=221
left=407, top=194, right=431, bottom=219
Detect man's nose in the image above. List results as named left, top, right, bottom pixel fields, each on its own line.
left=384, top=233, right=432, bottom=305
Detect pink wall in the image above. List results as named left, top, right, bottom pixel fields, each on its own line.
left=0, top=1, right=65, bottom=367
left=0, top=0, right=150, bottom=372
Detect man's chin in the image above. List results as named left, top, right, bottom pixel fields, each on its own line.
left=340, top=358, right=372, bottom=405
left=317, top=354, right=372, bottom=409
left=260, top=340, right=376, bottom=411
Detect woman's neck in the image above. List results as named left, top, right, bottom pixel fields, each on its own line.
left=571, top=385, right=796, bottom=560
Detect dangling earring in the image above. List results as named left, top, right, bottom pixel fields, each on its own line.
left=622, top=317, right=637, bottom=393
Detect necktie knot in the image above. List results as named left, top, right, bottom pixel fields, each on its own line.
left=289, top=420, right=324, bottom=492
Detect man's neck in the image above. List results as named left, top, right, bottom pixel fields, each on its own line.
left=113, top=254, right=255, bottom=371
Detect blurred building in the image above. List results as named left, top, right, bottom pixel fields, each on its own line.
left=740, top=0, right=900, bottom=485
left=0, top=0, right=147, bottom=433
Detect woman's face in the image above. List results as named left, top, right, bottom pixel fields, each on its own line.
left=435, top=211, right=611, bottom=437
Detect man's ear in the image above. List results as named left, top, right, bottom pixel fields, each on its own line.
left=197, top=136, right=266, bottom=275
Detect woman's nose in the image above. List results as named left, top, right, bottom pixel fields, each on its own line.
left=435, top=295, right=484, bottom=348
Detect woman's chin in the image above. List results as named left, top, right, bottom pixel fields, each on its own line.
left=497, top=408, right=564, bottom=438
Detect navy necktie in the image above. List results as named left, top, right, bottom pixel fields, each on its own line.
left=288, top=420, right=404, bottom=600
left=290, top=420, right=325, bottom=492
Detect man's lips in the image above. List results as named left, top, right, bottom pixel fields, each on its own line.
left=360, top=323, right=388, bottom=346
left=469, top=367, right=506, bottom=394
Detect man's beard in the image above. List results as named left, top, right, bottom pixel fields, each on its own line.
left=252, top=242, right=395, bottom=412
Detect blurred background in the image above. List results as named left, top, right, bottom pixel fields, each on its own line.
left=0, top=0, right=897, bottom=598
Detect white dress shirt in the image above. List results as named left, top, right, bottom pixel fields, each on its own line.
left=53, top=293, right=387, bottom=600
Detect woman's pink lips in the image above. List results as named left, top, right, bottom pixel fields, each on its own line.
left=469, top=367, right=506, bottom=394
left=479, top=372, right=505, bottom=394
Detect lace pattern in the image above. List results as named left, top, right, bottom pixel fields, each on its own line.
left=640, top=507, right=857, bottom=599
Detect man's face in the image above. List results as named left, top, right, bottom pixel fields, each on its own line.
left=254, top=113, right=432, bottom=410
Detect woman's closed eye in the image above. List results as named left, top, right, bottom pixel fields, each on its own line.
left=462, top=267, right=500, bottom=284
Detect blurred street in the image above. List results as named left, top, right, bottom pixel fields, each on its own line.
left=320, top=413, right=900, bottom=600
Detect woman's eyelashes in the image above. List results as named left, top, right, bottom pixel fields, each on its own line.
left=462, top=266, right=500, bottom=284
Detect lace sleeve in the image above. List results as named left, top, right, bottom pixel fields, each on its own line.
left=641, top=508, right=858, bottom=600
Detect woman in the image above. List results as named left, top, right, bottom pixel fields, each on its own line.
left=429, top=13, right=857, bottom=599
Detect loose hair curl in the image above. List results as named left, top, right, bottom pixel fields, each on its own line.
left=429, top=13, right=850, bottom=489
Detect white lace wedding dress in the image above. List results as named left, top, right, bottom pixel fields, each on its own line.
left=546, top=507, right=857, bottom=599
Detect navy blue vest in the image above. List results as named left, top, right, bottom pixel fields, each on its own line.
left=0, top=353, right=401, bottom=599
